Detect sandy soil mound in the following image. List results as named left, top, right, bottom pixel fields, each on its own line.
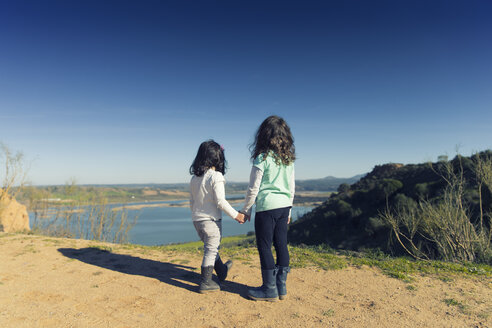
left=0, top=196, right=29, bottom=233
left=0, top=233, right=490, bottom=327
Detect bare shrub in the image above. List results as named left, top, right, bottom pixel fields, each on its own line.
left=381, top=153, right=492, bottom=263
left=28, top=181, right=138, bottom=244
left=0, top=143, right=28, bottom=198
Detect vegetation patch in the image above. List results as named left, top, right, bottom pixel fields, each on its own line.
left=43, top=238, right=63, bottom=246
left=88, top=244, right=113, bottom=252
left=159, top=240, right=204, bottom=253
left=443, top=298, right=469, bottom=314
left=290, top=245, right=347, bottom=270
left=478, top=311, right=490, bottom=320
left=322, top=309, right=335, bottom=317
left=345, top=249, right=491, bottom=282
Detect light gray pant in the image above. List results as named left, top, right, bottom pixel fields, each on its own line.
left=193, top=219, right=222, bottom=267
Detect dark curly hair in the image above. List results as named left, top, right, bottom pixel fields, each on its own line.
left=250, top=115, right=295, bottom=165
left=190, top=140, right=226, bottom=176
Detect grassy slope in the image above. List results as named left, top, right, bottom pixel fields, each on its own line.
left=100, top=234, right=491, bottom=285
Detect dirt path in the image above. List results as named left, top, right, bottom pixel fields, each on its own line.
left=0, top=233, right=490, bottom=327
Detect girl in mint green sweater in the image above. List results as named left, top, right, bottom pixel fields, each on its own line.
left=242, top=115, right=295, bottom=301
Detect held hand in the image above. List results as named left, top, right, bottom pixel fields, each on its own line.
left=239, top=211, right=251, bottom=223
left=287, top=217, right=291, bottom=224
left=235, top=212, right=245, bottom=224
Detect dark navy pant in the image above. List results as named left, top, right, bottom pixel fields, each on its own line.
left=254, top=207, right=290, bottom=270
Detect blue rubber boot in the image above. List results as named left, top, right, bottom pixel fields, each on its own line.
left=276, top=265, right=290, bottom=300
left=248, top=268, right=279, bottom=302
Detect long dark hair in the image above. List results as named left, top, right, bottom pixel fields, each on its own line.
left=250, top=115, right=295, bottom=165
left=190, top=140, right=226, bottom=176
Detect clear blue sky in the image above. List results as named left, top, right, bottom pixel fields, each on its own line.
left=1, top=0, right=491, bottom=185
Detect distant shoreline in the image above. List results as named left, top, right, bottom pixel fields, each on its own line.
left=27, top=191, right=330, bottom=212
left=111, top=196, right=324, bottom=211
left=111, top=198, right=243, bottom=211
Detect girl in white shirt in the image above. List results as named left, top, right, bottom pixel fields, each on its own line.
left=189, top=140, right=245, bottom=293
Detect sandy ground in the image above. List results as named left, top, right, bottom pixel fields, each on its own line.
left=0, top=233, right=490, bottom=328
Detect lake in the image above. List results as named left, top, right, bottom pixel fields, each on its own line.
left=29, top=200, right=313, bottom=246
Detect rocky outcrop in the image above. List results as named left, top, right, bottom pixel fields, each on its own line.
left=0, top=194, right=30, bottom=232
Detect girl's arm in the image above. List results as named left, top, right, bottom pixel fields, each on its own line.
left=189, top=186, right=194, bottom=210
left=242, top=166, right=263, bottom=217
left=212, top=177, right=239, bottom=220
left=288, top=167, right=295, bottom=222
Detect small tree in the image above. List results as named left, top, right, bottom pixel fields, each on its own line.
left=0, top=143, right=28, bottom=200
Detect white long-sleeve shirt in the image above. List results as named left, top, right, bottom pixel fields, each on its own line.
left=190, top=168, right=239, bottom=221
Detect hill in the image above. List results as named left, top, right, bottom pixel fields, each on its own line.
left=295, top=174, right=365, bottom=191
left=288, top=151, right=492, bottom=263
